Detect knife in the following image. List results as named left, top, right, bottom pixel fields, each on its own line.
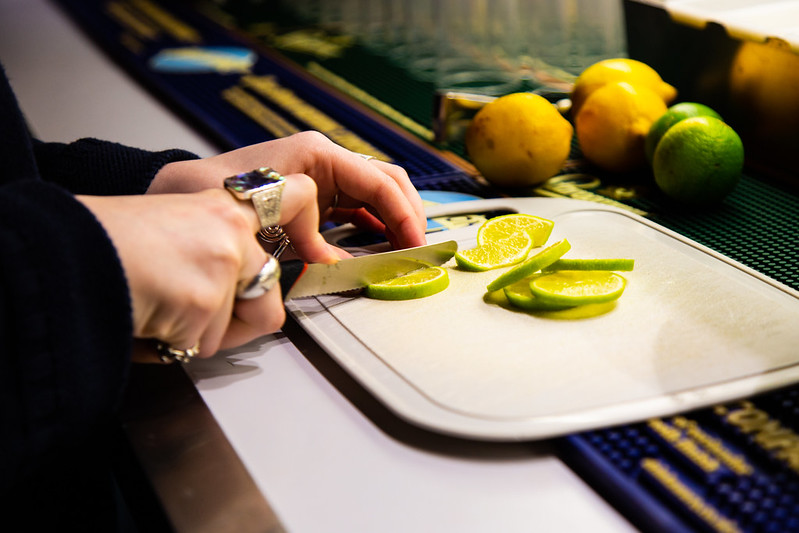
left=278, top=240, right=458, bottom=300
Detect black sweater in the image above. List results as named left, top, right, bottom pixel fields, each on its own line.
left=0, top=65, right=198, bottom=530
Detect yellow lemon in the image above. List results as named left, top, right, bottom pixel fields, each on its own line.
left=575, top=81, right=668, bottom=173
left=465, top=93, right=573, bottom=188
left=570, top=58, right=677, bottom=116
left=729, top=39, right=799, bottom=141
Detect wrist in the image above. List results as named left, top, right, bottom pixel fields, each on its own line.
left=147, top=158, right=195, bottom=194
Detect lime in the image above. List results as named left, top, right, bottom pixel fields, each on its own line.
left=544, top=258, right=635, bottom=272
left=465, top=92, right=573, bottom=188
left=455, top=232, right=533, bottom=272
left=529, top=271, right=626, bottom=306
left=653, top=116, right=744, bottom=205
left=571, top=58, right=677, bottom=117
left=645, top=102, right=722, bottom=164
left=365, top=265, right=449, bottom=300
left=486, top=238, right=571, bottom=292
left=477, top=213, right=554, bottom=247
left=503, top=278, right=572, bottom=311
left=575, top=81, right=669, bottom=173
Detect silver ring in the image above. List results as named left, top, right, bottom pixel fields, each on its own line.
left=356, top=153, right=376, bottom=161
left=156, top=340, right=200, bottom=364
left=258, top=225, right=292, bottom=259
left=224, top=167, right=285, bottom=229
left=237, top=254, right=281, bottom=299
left=331, top=193, right=339, bottom=210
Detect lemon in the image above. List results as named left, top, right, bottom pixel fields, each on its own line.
left=455, top=232, right=533, bottom=272
left=729, top=39, right=799, bottom=141
left=645, top=102, right=722, bottom=164
left=570, top=58, right=677, bottom=116
left=486, top=238, right=571, bottom=292
left=575, top=81, right=668, bottom=173
left=543, top=258, right=634, bottom=272
left=653, top=116, right=744, bottom=205
left=477, top=213, right=554, bottom=247
left=503, top=278, right=572, bottom=311
left=365, top=265, right=449, bottom=300
left=465, top=93, right=573, bottom=188
left=529, top=271, right=626, bottom=306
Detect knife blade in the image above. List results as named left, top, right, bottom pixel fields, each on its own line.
left=280, top=240, right=458, bottom=300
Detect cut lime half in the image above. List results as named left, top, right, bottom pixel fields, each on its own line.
left=503, top=278, right=572, bottom=311
left=486, top=239, right=571, bottom=292
left=477, top=213, right=554, bottom=247
left=365, top=265, right=450, bottom=300
left=529, top=270, right=626, bottom=306
left=455, top=231, right=533, bottom=272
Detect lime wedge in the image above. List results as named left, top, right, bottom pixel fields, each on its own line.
left=529, top=270, right=626, bottom=306
left=503, top=278, right=572, bottom=311
left=477, top=213, right=554, bottom=247
left=455, top=231, right=533, bottom=272
left=365, top=265, right=449, bottom=300
left=543, top=258, right=635, bottom=271
left=486, top=239, right=571, bottom=292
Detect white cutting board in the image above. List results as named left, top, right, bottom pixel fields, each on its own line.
left=286, top=197, right=799, bottom=441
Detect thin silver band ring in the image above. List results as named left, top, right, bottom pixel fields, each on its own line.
left=237, top=254, right=281, bottom=299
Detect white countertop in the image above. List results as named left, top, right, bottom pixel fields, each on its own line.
left=0, top=0, right=636, bottom=530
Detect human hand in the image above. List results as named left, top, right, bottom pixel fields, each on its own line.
left=148, top=131, right=427, bottom=262
left=78, top=189, right=282, bottom=362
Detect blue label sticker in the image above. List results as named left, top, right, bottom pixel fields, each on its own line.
left=419, top=190, right=482, bottom=206
left=149, top=46, right=256, bottom=74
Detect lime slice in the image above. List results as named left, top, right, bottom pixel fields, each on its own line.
left=455, top=231, right=533, bottom=272
left=486, top=239, right=571, bottom=292
left=529, top=270, right=626, bottom=306
left=544, top=258, right=634, bottom=272
left=365, top=265, right=449, bottom=300
left=477, top=213, right=554, bottom=247
left=503, top=278, right=572, bottom=311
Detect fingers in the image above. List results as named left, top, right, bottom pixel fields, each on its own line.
left=323, top=153, right=427, bottom=249
left=186, top=236, right=284, bottom=358
left=151, top=132, right=427, bottom=251
left=279, top=173, right=342, bottom=264
left=92, top=190, right=287, bottom=362
left=222, top=289, right=286, bottom=350
left=134, top=132, right=431, bottom=362
left=371, top=159, right=427, bottom=230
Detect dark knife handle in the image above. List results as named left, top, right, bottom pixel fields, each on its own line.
left=278, top=260, right=306, bottom=301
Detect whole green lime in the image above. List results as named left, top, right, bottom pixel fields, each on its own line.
left=645, top=102, right=723, bottom=164
left=653, top=116, right=744, bottom=205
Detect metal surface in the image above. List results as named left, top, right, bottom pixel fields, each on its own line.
left=286, top=240, right=458, bottom=299
left=121, top=362, right=285, bottom=533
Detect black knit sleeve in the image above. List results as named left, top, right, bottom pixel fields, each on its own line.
left=32, top=138, right=199, bottom=196
left=0, top=179, right=132, bottom=489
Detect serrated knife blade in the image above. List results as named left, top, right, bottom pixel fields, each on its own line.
left=280, top=240, right=458, bottom=299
